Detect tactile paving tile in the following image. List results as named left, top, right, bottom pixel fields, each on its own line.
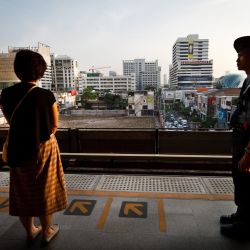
left=65, top=174, right=100, bottom=190
left=0, top=172, right=9, bottom=187
left=202, top=177, right=233, bottom=195
left=0, top=172, right=234, bottom=195
left=96, top=175, right=206, bottom=194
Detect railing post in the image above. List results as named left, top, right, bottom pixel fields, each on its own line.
left=69, top=128, right=79, bottom=153
left=155, top=128, right=159, bottom=154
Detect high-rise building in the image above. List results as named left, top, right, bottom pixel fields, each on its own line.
left=123, top=59, right=161, bottom=90
left=0, top=43, right=52, bottom=90
left=51, top=54, right=78, bottom=91
left=169, top=34, right=213, bottom=89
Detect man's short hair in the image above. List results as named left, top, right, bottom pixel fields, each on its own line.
left=14, top=50, right=47, bottom=81
left=234, top=36, right=250, bottom=53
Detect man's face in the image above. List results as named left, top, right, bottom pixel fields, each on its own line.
left=236, top=49, right=250, bottom=71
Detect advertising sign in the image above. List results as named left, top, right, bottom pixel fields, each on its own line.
left=178, top=76, right=212, bottom=82
left=217, top=108, right=227, bottom=122
left=188, top=41, right=194, bottom=59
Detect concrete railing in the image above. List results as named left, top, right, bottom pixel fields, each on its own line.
left=0, top=128, right=232, bottom=174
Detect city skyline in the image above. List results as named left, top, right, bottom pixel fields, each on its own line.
left=0, top=0, right=249, bottom=80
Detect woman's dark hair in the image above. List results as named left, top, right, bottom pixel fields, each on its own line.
left=14, top=49, right=47, bottom=81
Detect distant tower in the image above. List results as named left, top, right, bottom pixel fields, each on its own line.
left=163, top=74, right=168, bottom=87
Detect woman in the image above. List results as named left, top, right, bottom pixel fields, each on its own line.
left=0, top=50, right=67, bottom=245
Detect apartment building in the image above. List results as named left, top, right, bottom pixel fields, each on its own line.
left=123, top=59, right=161, bottom=90
left=169, top=34, right=213, bottom=88
left=197, top=88, right=240, bottom=123
left=0, top=43, right=52, bottom=90
left=51, top=54, right=78, bottom=91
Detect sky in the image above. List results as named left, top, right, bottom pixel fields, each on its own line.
left=0, top=0, right=250, bottom=80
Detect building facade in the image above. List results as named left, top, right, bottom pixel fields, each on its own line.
left=78, top=72, right=136, bottom=94
left=123, top=59, right=161, bottom=90
left=51, top=54, right=78, bottom=91
left=0, top=43, right=52, bottom=90
left=0, top=51, right=17, bottom=90
left=169, top=34, right=213, bottom=89
left=128, top=91, right=154, bottom=116
left=197, top=89, right=240, bottom=123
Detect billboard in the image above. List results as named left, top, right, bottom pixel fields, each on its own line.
left=181, top=60, right=213, bottom=65
left=178, top=76, right=212, bottom=82
left=217, top=108, right=227, bottom=122
left=188, top=40, right=194, bottom=59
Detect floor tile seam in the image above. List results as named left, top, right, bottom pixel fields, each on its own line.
left=91, top=175, right=103, bottom=191
left=200, top=177, right=213, bottom=195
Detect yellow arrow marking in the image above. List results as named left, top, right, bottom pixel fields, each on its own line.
left=124, top=203, right=144, bottom=216
left=69, top=201, right=92, bottom=214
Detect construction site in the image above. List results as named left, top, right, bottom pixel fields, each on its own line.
left=58, top=115, right=157, bottom=129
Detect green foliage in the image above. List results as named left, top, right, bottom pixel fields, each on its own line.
left=190, top=115, right=202, bottom=123
left=216, top=82, right=222, bottom=89
left=173, top=102, right=191, bottom=118
left=104, top=93, right=128, bottom=110
left=165, top=105, right=173, bottom=113
left=200, top=116, right=217, bottom=128
left=81, top=87, right=99, bottom=108
left=81, top=87, right=99, bottom=100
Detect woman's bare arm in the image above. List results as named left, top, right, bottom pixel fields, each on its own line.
left=51, top=102, right=59, bottom=134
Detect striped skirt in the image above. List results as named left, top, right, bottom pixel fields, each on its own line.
left=9, top=134, right=67, bottom=216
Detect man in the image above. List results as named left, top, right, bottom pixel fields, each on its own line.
left=220, top=36, right=250, bottom=238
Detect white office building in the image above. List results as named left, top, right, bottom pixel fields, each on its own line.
left=123, top=59, right=161, bottom=90
left=51, top=54, right=78, bottom=91
left=78, top=72, right=136, bottom=94
left=0, top=43, right=52, bottom=90
left=169, top=34, right=213, bottom=88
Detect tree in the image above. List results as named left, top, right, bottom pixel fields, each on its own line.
left=81, top=87, right=99, bottom=100
left=81, top=87, right=99, bottom=108
left=216, top=82, right=223, bottom=89
left=103, top=93, right=128, bottom=110
left=200, top=116, right=217, bottom=128
left=104, top=93, right=114, bottom=109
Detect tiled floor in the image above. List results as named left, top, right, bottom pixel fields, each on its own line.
left=0, top=173, right=249, bottom=250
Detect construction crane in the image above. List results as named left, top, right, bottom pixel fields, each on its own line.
left=88, top=66, right=111, bottom=73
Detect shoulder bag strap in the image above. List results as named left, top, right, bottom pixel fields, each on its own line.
left=9, top=85, right=37, bottom=125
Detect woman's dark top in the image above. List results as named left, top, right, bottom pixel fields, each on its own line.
left=0, top=82, right=56, bottom=166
